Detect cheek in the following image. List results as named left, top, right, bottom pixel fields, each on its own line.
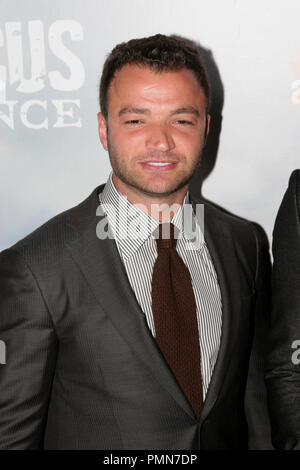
left=176, top=133, right=202, bottom=156
left=117, top=131, right=148, bottom=155
left=110, top=126, right=142, bottom=145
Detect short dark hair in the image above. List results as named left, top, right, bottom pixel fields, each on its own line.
left=99, top=34, right=211, bottom=118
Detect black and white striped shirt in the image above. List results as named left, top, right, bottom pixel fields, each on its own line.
left=99, top=171, right=222, bottom=399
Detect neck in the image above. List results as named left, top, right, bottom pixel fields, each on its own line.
left=112, top=174, right=188, bottom=222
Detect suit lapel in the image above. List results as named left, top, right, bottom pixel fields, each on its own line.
left=66, top=185, right=242, bottom=423
left=191, top=197, right=242, bottom=424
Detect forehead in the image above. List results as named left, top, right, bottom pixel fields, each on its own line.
left=107, top=64, right=205, bottom=109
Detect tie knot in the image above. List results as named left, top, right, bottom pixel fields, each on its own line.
left=154, top=223, right=178, bottom=251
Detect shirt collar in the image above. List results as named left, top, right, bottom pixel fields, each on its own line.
left=99, top=171, right=204, bottom=260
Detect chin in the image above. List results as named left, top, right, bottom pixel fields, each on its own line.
left=139, top=183, right=184, bottom=197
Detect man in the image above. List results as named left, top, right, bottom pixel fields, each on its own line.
left=265, top=169, right=300, bottom=449
left=0, top=34, right=272, bottom=449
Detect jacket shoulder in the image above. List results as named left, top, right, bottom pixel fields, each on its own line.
left=288, top=169, right=300, bottom=213
left=288, top=168, right=300, bottom=188
left=201, top=197, right=267, bottom=249
left=197, top=196, right=270, bottom=284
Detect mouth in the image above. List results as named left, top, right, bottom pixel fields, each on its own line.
left=140, top=161, right=178, bottom=172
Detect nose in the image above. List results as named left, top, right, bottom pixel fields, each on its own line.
left=145, top=124, right=175, bottom=152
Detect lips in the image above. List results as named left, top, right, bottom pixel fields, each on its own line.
left=140, top=161, right=178, bottom=171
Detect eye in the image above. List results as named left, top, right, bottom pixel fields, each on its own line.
left=124, top=119, right=143, bottom=125
left=175, top=119, right=194, bottom=125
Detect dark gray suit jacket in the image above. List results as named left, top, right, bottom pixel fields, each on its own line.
left=0, top=184, right=272, bottom=449
left=265, top=169, right=300, bottom=449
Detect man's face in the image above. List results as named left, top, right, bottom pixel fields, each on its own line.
left=98, top=64, right=210, bottom=199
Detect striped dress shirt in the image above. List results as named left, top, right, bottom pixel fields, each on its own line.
left=99, top=171, right=222, bottom=400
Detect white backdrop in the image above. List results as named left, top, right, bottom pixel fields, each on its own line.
left=1, top=0, right=299, bottom=252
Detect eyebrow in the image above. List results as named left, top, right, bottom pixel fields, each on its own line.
left=118, top=107, right=150, bottom=117
left=118, top=106, right=200, bottom=118
left=170, top=107, right=200, bottom=117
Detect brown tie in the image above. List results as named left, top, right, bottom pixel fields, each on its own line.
left=151, top=222, right=203, bottom=420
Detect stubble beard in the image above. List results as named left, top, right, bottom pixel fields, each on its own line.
left=106, top=132, right=204, bottom=198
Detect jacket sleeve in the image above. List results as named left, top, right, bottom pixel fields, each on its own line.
left=0, top=248, right=58, bottom=449
left=265, top=169, right=300, bottom=450
left=244, top=220, right=273, bottom=449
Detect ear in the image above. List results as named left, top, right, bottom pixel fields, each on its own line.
left=205, top=113, right=210, bottom=139
left=203, top=113, right=210, bottom=146
left=97, top=112, right=108, bottom=150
